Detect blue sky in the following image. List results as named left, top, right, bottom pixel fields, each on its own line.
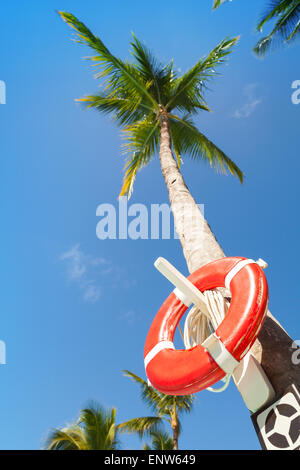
left=0, top=0, right=299, bottom=450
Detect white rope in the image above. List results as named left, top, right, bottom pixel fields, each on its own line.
left=183, top=289, right=231, bottom=392
left=182, top=258, right=268, bottom=393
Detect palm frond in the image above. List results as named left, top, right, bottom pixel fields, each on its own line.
left=46, top=402, right=120, bottom=450
left=77, top=92, right=153, bottom=126
left=45, top=425, right=88, bottom=450
left=212, top=0, right=231, bottom=10
left=145, top=430, right=174, bottom=450
left=286, top=17, right=300, bottom=40
left=120, top=119, right=159, bottom=197
left=166, top=36, right=239, bottom=112
left=256, top=0, right=297, bottom=31
left=130, top=33, right=175, bottom=105
left=159, top=393, right=195, bottom=414
left=142, top=443, right=151, bottom=450
left=122, top=370, right=163, bottom=412
left=79, top=402, right=119, bottom=450
left=118, top=416, right=162, bottom=437
left=169, top=114, right=244, bottom=183
left=254, top=1, right=300, bottom=56
left=123, top=371, right=195, bottom=416
left=58, top=11, right=159, bottom=109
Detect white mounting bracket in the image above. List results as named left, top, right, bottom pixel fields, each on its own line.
left=154, top=257, right=209, bottom=314
left=154, top=256, right=276, bottom=413
left=233, top=353, right=275, bottom=413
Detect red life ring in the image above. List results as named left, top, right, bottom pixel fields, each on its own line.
left=144, top=257, right=269, bottom=395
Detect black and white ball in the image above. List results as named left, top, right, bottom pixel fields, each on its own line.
left=264, top=402, right=300, bottom=449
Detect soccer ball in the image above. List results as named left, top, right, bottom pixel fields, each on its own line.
left=264, top=403, right=300, bottom=449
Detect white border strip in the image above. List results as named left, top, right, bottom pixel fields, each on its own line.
left=202, top=333, right=239, bottom=375
left=144, top=341, right=175, bottom=369
left=224, top=259, right=255, bottom=291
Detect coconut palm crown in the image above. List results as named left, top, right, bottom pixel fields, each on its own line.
left=45, top=402, right=120, bottom=450
left=59, top=11, right=243, bottom=198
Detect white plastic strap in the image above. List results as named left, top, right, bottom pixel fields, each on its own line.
left=201, top=333, right=239, bottom=375
left=144, top=341, right=175, bottom=369
left=224, top=259, right=255, bottom=290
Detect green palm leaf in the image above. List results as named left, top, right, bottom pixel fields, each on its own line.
left=45, top=402, right=120, bottom=450
left=120, top=119, right=159, bottom=197
left=169, top=114, right=244, bottom=182
left=77, top=92, right=152, bottom=126
left=118, top=416, right=163, bottom=437
left=130, top=33, right=175, bottom=105
left=256, top=0, right=299, bottom=32
left=122, top=370, right=163, bottom=412
left=254, top=1, right=300, bottom=56
left=45, top=425, right=88, bottom=450
left=79, top=403, right=119, bottom=450
left=159, top=393, right=194, bottom=414
left=213, top=0, right=231, bottom=9
left=166, top=36, right=239, bottom=112
left=143, top=430, right=174, bottom=450
left=58, top=12, right=159, bottom=109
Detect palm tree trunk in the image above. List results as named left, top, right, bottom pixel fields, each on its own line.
left=170, top=399, right=179, bottom=450
left=172, top=425, right=179, bottom=450
left=158, top=112, right=300, bottom=401
left=159, top=112, right=224, bottom=271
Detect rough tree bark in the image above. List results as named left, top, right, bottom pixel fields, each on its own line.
left=170, top=399, right=179, bottom=450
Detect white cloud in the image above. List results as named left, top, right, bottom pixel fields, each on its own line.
left=119, top=309, right=136, bottom=324
left=60, top=244, right=135, bottom=303
left=60, top=244, right=86, bottom=280
left=60, top=244, right=103, bottom=303
left=82, top=281, right=101, bottom=303
left=233, top=84, right=262, bottom=119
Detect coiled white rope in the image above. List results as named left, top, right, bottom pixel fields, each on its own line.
left=183, top=289, right=231, bottom=392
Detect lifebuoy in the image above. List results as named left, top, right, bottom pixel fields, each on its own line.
left=144, top=257, right=269, bottom=395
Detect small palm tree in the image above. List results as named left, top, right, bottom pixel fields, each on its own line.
left=45, top=402, right=120, bottom=450
left=143, top=430, right=174, bottom=450
left=119, top=371, right=194, bottom=450
left=213, top=0, right=300, bottom=56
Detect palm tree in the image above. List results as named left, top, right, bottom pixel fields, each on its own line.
left=143, top=430, right=174, bottom=450
left=59, top=13, right=300, bottom=411
left=213, top=0, right=300, bottom=56
left=118, top=371, right=194, bottom=450
left=45, top=402, right=120, bottom=450
left=58, top=11, right=241, bottom=269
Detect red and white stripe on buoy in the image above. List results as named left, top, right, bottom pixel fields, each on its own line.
left=144, top=257, right=269, bottom=395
